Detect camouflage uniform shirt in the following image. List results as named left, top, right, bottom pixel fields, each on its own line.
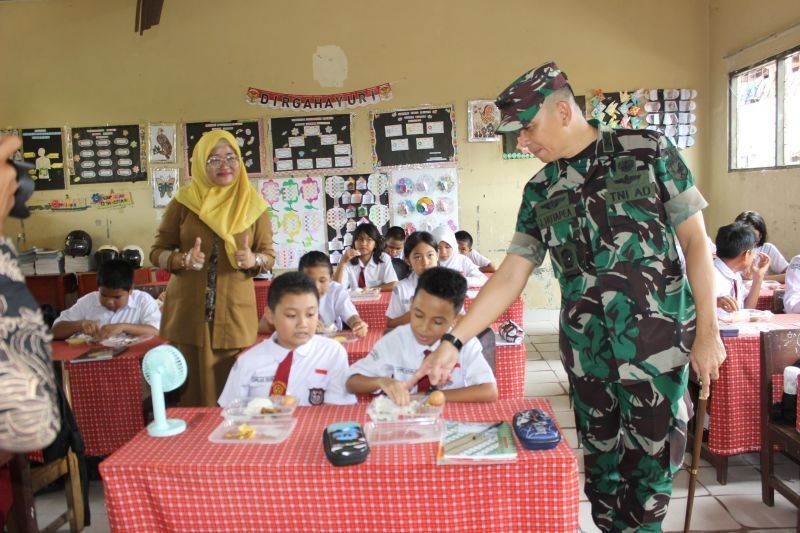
left=509, top=122, right=707, bottom=382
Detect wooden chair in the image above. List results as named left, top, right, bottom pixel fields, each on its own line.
left=759, top=329, right=800, bottom=515
left=772, top=288, right=785, bottom=314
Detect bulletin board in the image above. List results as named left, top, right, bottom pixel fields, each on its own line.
left=258, top=176, right=327, bottom=269
left=269, top=114, right=354, bottom=174
left=323, top=173, right=390, bottom=266
left=388, top=167, right=458, bottom=235
left=371, top=106, right=456, bottom=168
left=22, top=127, right=66, bottom=191
left=184, top=119, right=265, bottom=178
left=69, top=125, right=146, bottom=185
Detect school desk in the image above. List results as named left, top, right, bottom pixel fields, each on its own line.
left=100, top=399, right=579, bottom=532
left=24, top=273, right=77, bottom=311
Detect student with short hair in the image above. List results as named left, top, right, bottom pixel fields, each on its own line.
left=432, top=225, right=487, bottom=287
left=713, top=221, right=770, bottom=314
left=386, top=231, right=439, bottom=328
left=455, top=230, right=496, bottom=273
left=347, top=267, right=497, bottom=405
left=52, top=259, right=161, bottom=340
left=384, top=225, right=410, bottom=280
left=334, top=222, right=398, bottom=292
left=300, top=251, right=367, bottom=336
left=735, top=210, right=789, bottom=281
left=219, top=271, right=356, bottom=407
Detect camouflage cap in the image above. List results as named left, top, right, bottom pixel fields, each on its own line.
left=495, top=61, right=569, bottom=133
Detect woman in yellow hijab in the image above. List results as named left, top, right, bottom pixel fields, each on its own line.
left=150, top=130, right=274, bottom=406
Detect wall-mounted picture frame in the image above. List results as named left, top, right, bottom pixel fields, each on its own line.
left=467, top=100, right=500, bottom=142
left=148, top=123, right=177, bottom=163
left=151, top=167, right=179, bottom=208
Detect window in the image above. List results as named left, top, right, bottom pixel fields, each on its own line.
left=730, top=46, right=800, bottom=170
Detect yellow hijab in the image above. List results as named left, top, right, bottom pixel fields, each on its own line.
left=175, top=130, right=267, bottom=268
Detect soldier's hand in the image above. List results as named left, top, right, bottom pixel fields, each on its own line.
left=689, top=332, right=726, bottom=399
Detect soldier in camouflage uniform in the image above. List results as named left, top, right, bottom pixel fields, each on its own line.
left=412, top=62, right=726, bottom=532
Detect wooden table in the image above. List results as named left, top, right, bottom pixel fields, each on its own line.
left=24, top=273, right=77, bottom=310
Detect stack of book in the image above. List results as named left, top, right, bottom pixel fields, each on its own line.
left=17, top=248, right=36, bottom=276
left=64, top=255, right=91, bottom=273
left=34, top=249, right=63, bottom=275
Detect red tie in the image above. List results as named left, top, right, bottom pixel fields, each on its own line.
left=358, top=266, right=366, bottom=289
left=416, top=349, right=432, bottom=394
left=270, top=350, right=293, bottom=396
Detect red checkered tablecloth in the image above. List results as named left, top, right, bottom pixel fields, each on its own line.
left=100, top=399, right=579, bottom=532
left=53, top=337, right=166, bottom=457
left=708, top=314, right=799, bottom=455
left=465, top=294, right=524, bottom=329
left=756, top=288, right=775, bottom=311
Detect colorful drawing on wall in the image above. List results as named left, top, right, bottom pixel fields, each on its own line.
left=21, top=128, right=66, bottom=191
left=502, top=95, right=585, bottom=159
left=69, top=125, right=146, bottom=185
left=148, top=123, right=177, bottom=163
left=184, top=119, right=265, bottom=178
left=371, top=106, right=456, bottom=168
left=151, top=167, right=179, bottom=208
left=258, top=176, right=326, bottom=269
left=91, top=191, right=134, bottom=209
left=644, top=88, right=698, bottom=149
left=467, top=100, right=500, bottom=142
left=323, top=173, right=390, bottom=265
left=269, top=113, right=353, bottom=173
left=588, top=89, right=647, bottom=129
left=388, top=167, right=458, bottom=236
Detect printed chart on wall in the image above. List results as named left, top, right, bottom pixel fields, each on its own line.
left=258, top=176, right=326, bottom=269
left=69, top=125, right=145, bottom=185
left=21, top=128, right=66, bottom=191
left=269, top=114, right=353, bottom=174
left=371, top=106, right=456, bottom=168
left=184, top=119, right=265, bottom=178
left=323, top=173, right=390, bottom=266
left=388, top=168, right=458, bottom=235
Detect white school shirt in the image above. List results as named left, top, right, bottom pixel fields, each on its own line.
left=347, top=324, right=495, bottom=393
left=782, top=255, right=800, bottom=313
left=439, top=254, right=487, bottom=287
left=713, top=256, right=747, bottom=310
left=53, top=289, right=161, bottom=329
left=464, top=249, right=491, bottom=268
left=386, top=272, right=419, bottom=319
left=341, top=252, right=398, bottom=291
left=756, top=242, right=789, bottom=274
left=218, top=334, right=356, bottom=407
left=319, top=281, right=358, bottom=330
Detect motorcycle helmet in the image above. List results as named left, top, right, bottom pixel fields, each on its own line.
left=94, top=245, right=119, bottom=270
left=120, top=245, right=144, bottom=268
left=64, top=230, right=92, bottom=257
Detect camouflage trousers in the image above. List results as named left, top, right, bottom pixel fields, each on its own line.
left=568, top=365, right=691, bottom=532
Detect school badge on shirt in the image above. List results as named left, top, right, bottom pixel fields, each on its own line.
left=308, top=388, right=325, bottom=406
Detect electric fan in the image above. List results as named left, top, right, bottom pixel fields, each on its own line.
left=142, top=345, right=188, bottom=437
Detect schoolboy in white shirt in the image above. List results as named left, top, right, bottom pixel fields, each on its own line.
left=455, top=230, right=496, bottom=274
left=386, top=231, right=438, bottom=328
left=219, top=271, right=356, bottom=407
left=782, top=255, right=800, bottom=313
left=713, top=221, right=770, bottom=314
left=52, top=259, right=161, bottom=340
left=347, top=267, right=497, bottom=405
left=432, top=225, right=487, bottom=288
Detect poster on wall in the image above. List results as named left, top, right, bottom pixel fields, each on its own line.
left=148, top=123, right=177, bottom=163
left=371, top=106, right=456, bottom=168
left=21, top=128, right=66, bottom=191
left=258, top=176, right=326, bottom=269
left=69, top=125, right=146, bottom=185
left=644, top=88, right=698, bottom=149
left=184, top=119, right=265, bottom=178
left=151, top=167, right=179, bottom=208
left=323, top=173, right=390, bottom=266
left=388, top=167, right=458, bottom=236
left=269, top=114, right=353, bottom=174
left=467, top=100, right=500, bottom=142
left=502, top=95, right=585, bottom=159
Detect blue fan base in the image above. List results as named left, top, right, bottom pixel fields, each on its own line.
left=147, top=418, right=186, bottom=437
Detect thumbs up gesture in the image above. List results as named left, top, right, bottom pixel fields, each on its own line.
left=185, top=237, right=205, bottom=271
left=234, top=233, right=256, bottom=269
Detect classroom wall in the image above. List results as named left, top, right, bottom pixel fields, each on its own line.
left=706, top=0, right=800, bottom=257
left=0, top=0, right=711, bottom=312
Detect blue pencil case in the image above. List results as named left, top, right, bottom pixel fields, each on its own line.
left=512, top=408, right=561, bottom=450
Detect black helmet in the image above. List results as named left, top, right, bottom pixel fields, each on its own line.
left=94, top=245, right=119, bottom=269
left=64, top=230, right=92, bottom=257
left=120, top=245, right=144, bottom=268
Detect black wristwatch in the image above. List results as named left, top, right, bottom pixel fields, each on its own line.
left=440, top=333, right=463, bottom=351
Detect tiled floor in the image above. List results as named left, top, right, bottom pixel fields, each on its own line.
left=33, top=315, right=799, bottom=532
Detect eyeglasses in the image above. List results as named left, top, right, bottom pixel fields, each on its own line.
left=206, top=154, right=240, bottom=168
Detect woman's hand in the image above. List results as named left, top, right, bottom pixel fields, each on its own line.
left=234, top=234, right=256, bottom=269
left=184, top=237, right=205, bottom=270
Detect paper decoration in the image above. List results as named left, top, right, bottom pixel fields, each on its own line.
left=467, top=100, right=500, bottom=142
left=246, top=83, right=392, bottom=111
left=148, top=123, right=177, bottom=163
left=323, top=173, right=390, bottom=265
left=371, top=106, right=456, bottom=168
left=43, top=195, right=89, bottom=211
left=258, top=176, right=326, bottom=269
left=69, top=125, right=146, bottom=185
left=151, top=167, right=179, bottom=208
left=184, top=119, right=265, bottom=177
left=92, top=191, right=133, bottom=209
left=388, top=167, right=459, bottom=235
left=269, top=114, right=353, bottom=173
left=588, top=89, right=648, bottom=129
left=644, top=88, right=698, bottom=149
left=502, top=95, right=586, bottom=159
left=21, top=128, right=66, bottom=191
